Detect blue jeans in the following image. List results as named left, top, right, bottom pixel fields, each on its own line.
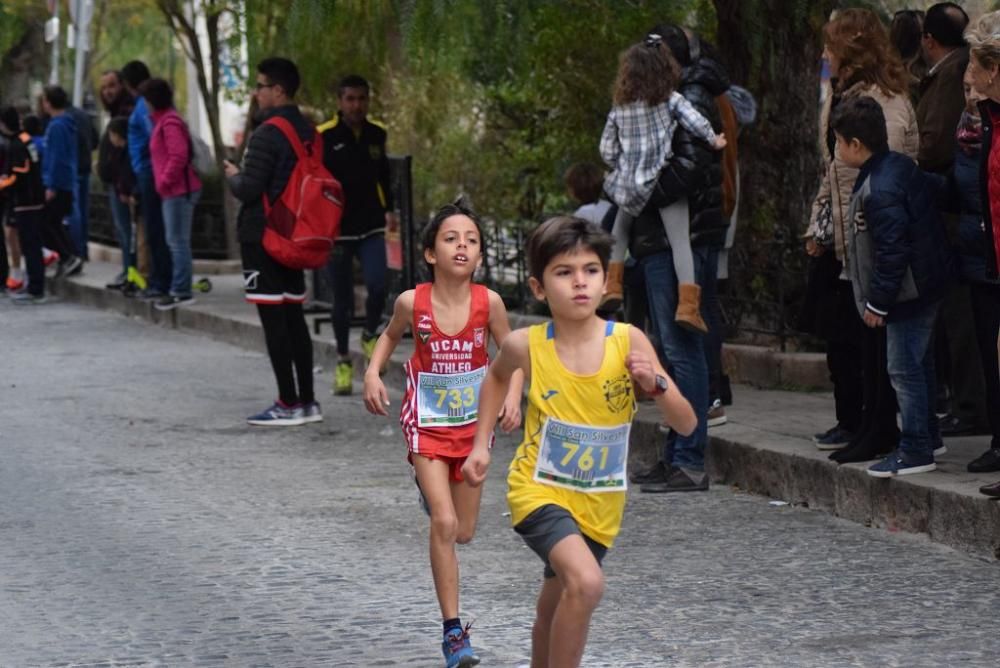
left=640, top=245, right=711, bottom=471
left=162, top=190, right=201, bottom=297
left=108, top=191, right=134, bottom=277
left=886, top=300, right=943, bottom=457
left=137, top=173, right=171, bottom=294
left=326, top=234, right=387, bottom=356
left=66, top=173, right=91, bottom=259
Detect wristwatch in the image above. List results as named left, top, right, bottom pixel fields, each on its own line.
left=649, top=374, right=669, bottom=396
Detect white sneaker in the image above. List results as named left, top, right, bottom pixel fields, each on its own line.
left=707, top=399, right=727, bottom=428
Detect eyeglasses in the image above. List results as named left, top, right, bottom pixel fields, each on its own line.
left=254, top=82, right=276, bottom=91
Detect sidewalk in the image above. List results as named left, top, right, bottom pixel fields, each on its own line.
left=49, top=258, right=1000, bottom=561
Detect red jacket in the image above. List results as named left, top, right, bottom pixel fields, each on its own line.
left=149, top=108, right=201, bottom=200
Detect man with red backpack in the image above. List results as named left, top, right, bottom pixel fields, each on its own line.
left=225, top=57, right=323, bottom=427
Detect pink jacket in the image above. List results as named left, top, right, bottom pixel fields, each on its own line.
left=149, top=108, right=201, bottom=200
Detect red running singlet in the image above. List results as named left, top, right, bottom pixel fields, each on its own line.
left=400, top=282, right=491, bottom=458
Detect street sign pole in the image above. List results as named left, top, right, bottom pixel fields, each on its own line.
left=71, top=0, right=92, bottom=106
left=48, top=2, right=60, bottom=85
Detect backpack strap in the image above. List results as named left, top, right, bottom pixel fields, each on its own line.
left=264, top=116, right=318, bottom=160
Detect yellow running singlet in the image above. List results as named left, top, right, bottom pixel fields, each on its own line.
left=507, top=320, right=637, bottom=548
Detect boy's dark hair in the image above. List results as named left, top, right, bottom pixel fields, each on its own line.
left=107, top=116, right=129, bottom=139
left=258, top=57, right=300, bottom=98
left=338, top=74, right=370, bottom=96
left=422, top=200, right=486, bottom=277
left=22, top=114, right=43, bottom=136
left=564, top=162, right=604, bottom=205
left=138, top=78, right=173, bottom=111
left=830, top=96, right=889, bottom=154
left=527, top=216, right=613, bottom=282
left=121, top=60, right=151, bottom=89
left=924, top=2, right=969, bottom=49
left=0, top=106, right=20, bottom=134
left=42, top=85, right=69, bottom=110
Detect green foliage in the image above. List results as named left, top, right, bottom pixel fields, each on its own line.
left=237, top=0, right=704, bottom=222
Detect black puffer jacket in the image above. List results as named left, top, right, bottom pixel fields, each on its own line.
left=229, top=105, right=315, bottom=244
left=628, top=57, right=730, bottom=258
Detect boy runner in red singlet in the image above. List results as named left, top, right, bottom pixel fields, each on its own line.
left=363, top=202, right=524, bottom=667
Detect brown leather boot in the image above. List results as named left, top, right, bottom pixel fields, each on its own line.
left=675, top=283, right=708, bottom=333
left=601, top=261, right=625, bottom=312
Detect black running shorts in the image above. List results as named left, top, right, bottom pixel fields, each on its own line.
left=240, top=242, right=306, bottom=305
left=514, top=504, right=608, bottom=579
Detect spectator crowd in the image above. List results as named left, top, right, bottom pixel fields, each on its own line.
left=1, top=5, right=997, bottom=498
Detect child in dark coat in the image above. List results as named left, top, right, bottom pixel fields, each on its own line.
left=832, top=95, right=954, bottom=477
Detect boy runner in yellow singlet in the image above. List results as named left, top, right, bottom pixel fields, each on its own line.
left=463, top=216, right=696, bottom=667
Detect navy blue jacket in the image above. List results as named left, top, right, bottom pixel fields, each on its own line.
left=945, top=144, right=998, bottom=284
left=849, top=151, right=954, bottom=321
left=41, top=112, right=78, bottom=192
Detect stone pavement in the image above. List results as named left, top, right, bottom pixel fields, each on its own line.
left=44, top=258, right=1000, bottom=561
left=1, top=301, right=999, bottom=666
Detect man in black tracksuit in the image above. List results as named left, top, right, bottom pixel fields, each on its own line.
left=0, top=106, right=47, bottom=303
left=225, top=57, right=320, bottom=427
left=319, top=74, right=397, bottom=395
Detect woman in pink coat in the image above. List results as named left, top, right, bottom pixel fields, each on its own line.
left=140, top=78, right=202, bottom=310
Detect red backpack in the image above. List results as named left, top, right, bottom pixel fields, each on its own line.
left=261, top=117, right=344, bottom=269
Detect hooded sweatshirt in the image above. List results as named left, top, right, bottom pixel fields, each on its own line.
left=42, top=112, right=78, bottom=192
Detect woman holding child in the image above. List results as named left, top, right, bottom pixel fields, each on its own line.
left=804, top=8, right=919, bottom=464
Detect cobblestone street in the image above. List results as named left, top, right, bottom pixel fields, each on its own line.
left=1, top=302, right=998, bottom=667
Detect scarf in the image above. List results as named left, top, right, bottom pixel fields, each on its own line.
left=956, top=109, right=983, bottom=156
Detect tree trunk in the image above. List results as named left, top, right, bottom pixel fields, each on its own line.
left=712, top=0, right=840, bottom=342
left=1, top=22, right=46, bottom=108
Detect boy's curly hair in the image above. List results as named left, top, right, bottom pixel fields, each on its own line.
left=612, top=38, right=680, bottom=106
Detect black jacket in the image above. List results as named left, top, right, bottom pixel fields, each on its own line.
left=319, top=114, right=392, bottom=239
left=3, top=132, right=46, bottom=210
left=68, top=106, right=99, bottom=175
left=848, top=151, right=954, bottom=321
left=228, top=105, right=315, bottom=244
left=628, top=57, right=730, bottom=259
left=97, top=93, right=136, bottom=193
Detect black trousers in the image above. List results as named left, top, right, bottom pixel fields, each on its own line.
left=970, top=282, right=1000, bottom=449
left=825, top=279, right=865, bottom=433
left=14, top=208, right=45, bottom=296
left=42, top=190, right=76, bottom=259
left=858, top=323, right=900, bottom=442
left=256, top=303, right=315, bottom=406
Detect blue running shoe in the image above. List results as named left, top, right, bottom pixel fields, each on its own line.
left=442, top=624, right=480, bottom=667
left=302, top=401, right=323, bottom=424
left=867, top=449, right=936, bottom=478
left=247, top=402, right=305, bottom=426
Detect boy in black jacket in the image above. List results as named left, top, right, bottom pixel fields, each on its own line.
left=832, top=96, right=954, bottom=477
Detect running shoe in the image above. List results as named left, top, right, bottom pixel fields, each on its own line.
left=333, top=360, right=353, bottom=396
left=247, top=402, right=305, bottom=426
left=6, top=277, right=24, bottom=291
left=302, top=401, right=323, bottom=424
left=43, top=248, right=59, bottom=267
left=11, top=292, right=47, bottom=306
left=154, top=295, right=196, bottom=311
left=442, top=624, right=480, bottom=668
left=361, top=330, right=378, bottom=362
